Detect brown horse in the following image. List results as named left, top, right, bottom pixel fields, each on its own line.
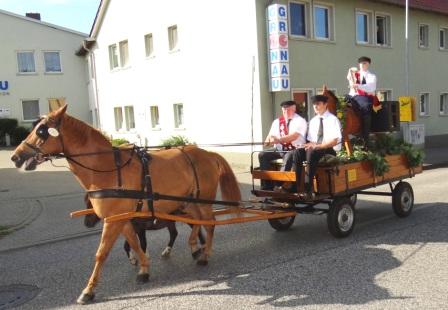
left=323, top=86, right=361, bottom=155
left=10, top=105, right=241, bottom=304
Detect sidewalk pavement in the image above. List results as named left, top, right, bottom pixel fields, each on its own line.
left=0, top=145, right=447, bottom=252
left=422, top=146, right=448, bottom=170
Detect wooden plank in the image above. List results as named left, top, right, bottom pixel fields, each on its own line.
left=104, top=210, right=298, bottom=225
left=252, top=170, right=296, bottom=182
left=71, top=209, right=95, bottom=218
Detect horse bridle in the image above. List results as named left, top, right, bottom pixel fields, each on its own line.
left=21, top=116, right=64, bottom=160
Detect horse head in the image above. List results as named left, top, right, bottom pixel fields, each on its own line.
left=11, top=105, right=68, bottom=170
left=322, top=85, right=338, bottom=116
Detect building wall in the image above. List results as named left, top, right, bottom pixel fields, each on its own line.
left=256, top=0, right=448, bottom=146
left=0, top=11, right=90, bottom=126
left=93, top=0, right=263, bottom=151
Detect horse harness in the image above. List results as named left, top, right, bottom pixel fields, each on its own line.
left=23, top=117, right=238, bottom=221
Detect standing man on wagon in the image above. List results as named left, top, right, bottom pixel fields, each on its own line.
left=347, top=56, right=381, bottom=146
left=292, top=95, right=342, bottom=198
left=259, top=100, right=307, bottom=191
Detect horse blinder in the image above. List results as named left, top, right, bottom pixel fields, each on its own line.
left=35, top=124, right=60, bottom=141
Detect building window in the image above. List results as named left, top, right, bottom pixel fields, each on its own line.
left=376, top=90, right=392, bottom=101
left=376, top=14, right=391, bottom=46
left=356, top=11, right=371, bottom=44
left=119, top=40, right=129, bottom=67
left=124, top=106, right=135, bottom=130
left=144, top=33, right=154, bottom=57
left=440, top=28, right=448, bottom=50
left=290, top=1, right=309, bottom=37
left=22, top=99, right=40, bottom=121
left=114, top=107, right=123, bottom=131
left=440, top=93, right=448, bottom=115
left=109, top=44, right=119, bottom=70
left=419, top=93, right=429, bottom=116
left=419, top=24, right=429, bottom=48
left=17, top=51, right=36, bottom=73
left=150, top=106, right=160, bottom=128
left=173, top=103, right=184, bottom=128
left=168, top=25, right=178, bottom=51
left=44, top=51, right=62, bottom=73
left=314, top=5, right=329, bottom=39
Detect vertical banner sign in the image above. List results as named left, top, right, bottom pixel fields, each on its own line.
left=267, top=4, right=289, bottom=92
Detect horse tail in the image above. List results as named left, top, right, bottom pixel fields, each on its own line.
left=212, top=152, right=242, bottom=213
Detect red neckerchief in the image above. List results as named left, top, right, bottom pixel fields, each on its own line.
left=355, top=71, right=382, bottom=111
left=279, top=116, right=295, bottom=151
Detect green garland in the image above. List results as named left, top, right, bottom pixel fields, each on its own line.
left=335, top=96, right=348, bottom=129
left=334, top=134, right=424, bottom=176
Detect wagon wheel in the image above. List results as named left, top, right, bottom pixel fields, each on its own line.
left=268, top=216, right=296, bottom=231
left=327, top=197, right=355, bottom=238
left=392, top=181, right=414, bottom=218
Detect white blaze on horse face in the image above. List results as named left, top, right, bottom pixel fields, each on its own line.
left=48, top=128, right=59, bottom=137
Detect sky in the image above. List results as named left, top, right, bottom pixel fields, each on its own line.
left=0, top=0, right=101, bottom=34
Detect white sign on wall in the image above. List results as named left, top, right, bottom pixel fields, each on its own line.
left=267, top=4, right=290, bottom=92
left=403, top=123, right=425, bottom=145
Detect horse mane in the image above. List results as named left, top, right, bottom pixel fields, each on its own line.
left=323, top=87, right=338, bottom=116
left=62, top=114, right=112, bottom=148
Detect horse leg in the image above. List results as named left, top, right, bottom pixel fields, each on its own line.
left=197, top=224, right=215, bottom=266
left=161, top=221, right=177, bottom=258
left=122, top=221, right=150, bottom=283
left=127, top=228, right=146, bottom=265
left=197, top=226, right=206, bottom=246
left=77, top=222, right=124, bottom=304
left=123, top=240, right=132, bottom=262
left=189, top=224, right=202, bottom=260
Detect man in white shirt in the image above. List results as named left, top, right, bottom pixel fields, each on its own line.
left=259, top=100, right=307, bottom=190
left=346, top=56, right=378, bottom=145
left=292, top=95, right=342, bottom=198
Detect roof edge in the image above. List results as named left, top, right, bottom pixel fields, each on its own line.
left=90, top=0, right=111, bottom=39
left=0, top=8, right=88, bottom=37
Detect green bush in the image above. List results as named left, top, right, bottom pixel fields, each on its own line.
left=160, top=135, right=194, bottom=147
left=0, top=118, right=18, bottom=136
left=111, top=138, right=129, bottom=147
left=11, top=126, right=30, bottom=146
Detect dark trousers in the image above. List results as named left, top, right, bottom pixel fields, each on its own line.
left=292, top=148, right=336, bottom=192
left=258, top=150, right=294, bottom=190
left=352, top=95, right=372, bottom=143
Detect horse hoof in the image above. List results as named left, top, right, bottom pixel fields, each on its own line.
left=161, top=247, right=172, bottom=258
left=77, top=292, right=95, bottom=304
left=136, top=273, right=150, bottom=284
left=191, top=248, right=202, bottom=260
left=196, top=259, right=208, bottom=266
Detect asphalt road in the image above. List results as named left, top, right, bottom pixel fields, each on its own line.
left=0, top=150, right=447, bottom=309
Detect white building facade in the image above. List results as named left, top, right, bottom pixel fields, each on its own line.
left=85, top=0, right=448, bottom=150
left=83, top=0, right=263, bottom=149
left=0, top=9, right=91, bottom=127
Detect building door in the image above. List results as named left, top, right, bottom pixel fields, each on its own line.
left=292, top=90, right=311, bottom=120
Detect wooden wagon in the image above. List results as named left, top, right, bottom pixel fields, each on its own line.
left=71, top=152, right=421, bottom=239
left=252, top=153, right=422, bottom=237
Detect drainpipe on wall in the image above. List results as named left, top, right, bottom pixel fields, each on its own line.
left=82, top=39, right=102, bottom=130
left=405, top=0, right=409, bottom=96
